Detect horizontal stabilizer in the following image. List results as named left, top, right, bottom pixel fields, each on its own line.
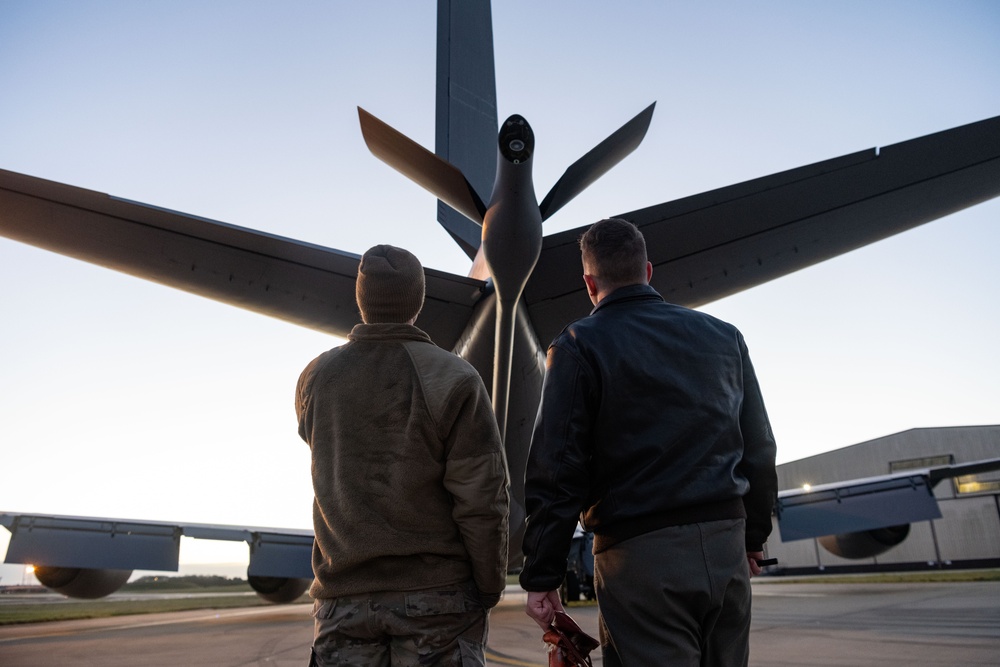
left=0, top=168, right=484, bottom=349
left=526, top=114, right=1000, bottom=346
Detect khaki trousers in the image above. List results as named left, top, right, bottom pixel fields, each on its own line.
left=595, top=518, right=751, bottom=667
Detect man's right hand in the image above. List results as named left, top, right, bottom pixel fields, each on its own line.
left=747, top=550, right=764, bottom=578
left=525, top=590, right=564, bottom=630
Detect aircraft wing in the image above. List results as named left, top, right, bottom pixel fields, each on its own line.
left=0, top=169, right=484, bottom=349
left=775, top=457, right=1000, bottom=542
left=7, top=460, right=997, bottom=580
left=0, top=511, right=314, bottom=579
left=524, top=114, right=1000, bottom=346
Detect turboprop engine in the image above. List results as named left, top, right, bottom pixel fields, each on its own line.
left=247, top=575, right=312, bottom=603
left=33, top=566, right=311, bottom=603
left=818, top=524, right=911, bottom=559
left=34, top=566, right=132, bottom=599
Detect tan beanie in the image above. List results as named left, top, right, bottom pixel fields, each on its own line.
left=356, top=245, right=426, bottom=324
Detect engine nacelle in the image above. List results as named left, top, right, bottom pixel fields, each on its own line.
left=248, top=575, right=311, bottom=603
left=818, top=524, right=910, bottom=559
left=34, top=566, right=132, bottom=599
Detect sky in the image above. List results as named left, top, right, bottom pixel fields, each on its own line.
left=1, top=0, right=998, bottom=582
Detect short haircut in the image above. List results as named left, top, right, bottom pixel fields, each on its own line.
left=579, top=218, right=648, bottom=289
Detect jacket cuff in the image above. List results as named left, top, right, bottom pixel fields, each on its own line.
left=479, top=592, right=502, bottom=609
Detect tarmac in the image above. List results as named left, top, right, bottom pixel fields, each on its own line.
left=0, top=580, right=997, bottom=666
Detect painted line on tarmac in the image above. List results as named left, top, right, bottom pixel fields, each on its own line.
left=485, top=647, right=545, bottom=667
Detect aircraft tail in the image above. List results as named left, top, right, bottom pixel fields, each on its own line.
left=435, top=0, right=497, bottom=258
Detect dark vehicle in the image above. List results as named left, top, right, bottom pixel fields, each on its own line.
left=561, top=529, right=595, bottom=603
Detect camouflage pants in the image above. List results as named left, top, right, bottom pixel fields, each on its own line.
left=311, top=582, right=489, bottom=666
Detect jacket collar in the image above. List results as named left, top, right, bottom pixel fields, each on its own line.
left=591, top=283, right=664, bottom=315
left=348, top=322, right=434, bottom=343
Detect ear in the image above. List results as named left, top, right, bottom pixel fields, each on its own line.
left=583, top=273, right=599, bottom=296
left=645, top=261, right=653, bottom=283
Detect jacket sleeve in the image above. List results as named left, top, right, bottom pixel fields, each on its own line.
left=519, top=342, right=595, bottom=592
left=441, top=374, right=510, bottom=600
left=736, top=334, right=778, bottom=552
left=295, top=355, right=321, bottom=445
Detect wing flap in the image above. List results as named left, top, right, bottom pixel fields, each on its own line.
left=776, top=475, right=942, bottom=542
left=1, top=512, right=314, bottom=579
left=774, top=456, right=1000, bottom=541
left=3, top=515, right=182, bottom=571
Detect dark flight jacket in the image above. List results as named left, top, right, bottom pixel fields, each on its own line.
left=520, top=284, right=778, bottom=592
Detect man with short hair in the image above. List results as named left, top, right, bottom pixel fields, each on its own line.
left=519, top=219, right=777, bottom=666
left=297, top=244, right=510, bottom=666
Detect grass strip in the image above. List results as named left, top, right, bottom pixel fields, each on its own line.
left=0, top=594, right=309, bottom=626
left=758, top=569, right=1000, bottom=584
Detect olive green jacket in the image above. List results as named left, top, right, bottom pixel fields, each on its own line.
left=296, top=323, right=509, bottom=602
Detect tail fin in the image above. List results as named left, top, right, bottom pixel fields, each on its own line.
left=435, top=0, right=498, bottom=258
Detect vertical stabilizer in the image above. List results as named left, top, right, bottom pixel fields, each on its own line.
left=436, top=0, right=498, bottom=258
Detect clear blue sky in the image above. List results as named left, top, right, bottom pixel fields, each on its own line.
left=1, top=1, right=998, bottom=579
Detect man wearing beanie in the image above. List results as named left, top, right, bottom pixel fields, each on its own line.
left=296, top=244, right=510, bottom=666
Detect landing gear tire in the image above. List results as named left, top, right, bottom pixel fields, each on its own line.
left=560, top=570, right=581, bottom=604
